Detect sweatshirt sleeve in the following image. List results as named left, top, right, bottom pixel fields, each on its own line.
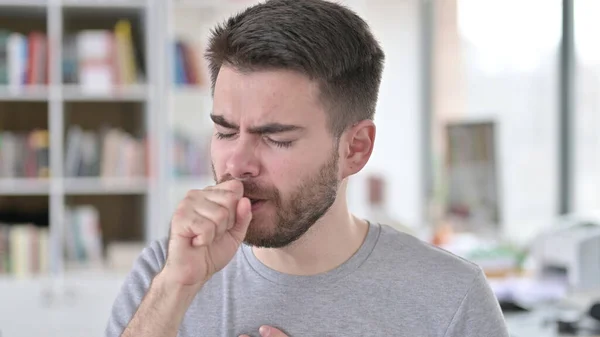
left=443, top=269, right=510, bottom=337
left=104, top=239, right=168, bottom=337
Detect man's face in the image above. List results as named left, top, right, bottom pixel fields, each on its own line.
left=210, top=66, right=341, bottom=248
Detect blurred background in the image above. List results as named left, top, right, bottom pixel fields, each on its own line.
left=0, top=0, right=599, bottom=336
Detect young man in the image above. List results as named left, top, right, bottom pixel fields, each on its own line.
left=106, top=1, right=509, bottom=336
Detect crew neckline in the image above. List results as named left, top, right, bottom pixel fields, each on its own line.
left=241, top=221, right=381, bottom=287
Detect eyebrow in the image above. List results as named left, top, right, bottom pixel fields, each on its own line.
left=210, top=114, right=304, bottom=134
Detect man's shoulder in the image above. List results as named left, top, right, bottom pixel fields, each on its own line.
left=369, top=223, right=482, bottom=293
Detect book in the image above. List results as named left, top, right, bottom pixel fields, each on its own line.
left=0, top=130, right=50, bottom=178
left=0, top=223, right=49, bottom=277
left=64, top=205, right=103, bottom=266
left=114, top=19, right=138, bottom=85
left=26, top=31, right=48, bottom=85
left=171, top=129, right=210, bottom=177
left=77, top=30, right=116, bottom=92
left=64, top=125, right=146, bottom=178
left=63, top=20, right=143, bottom=89
left=7, top=32, right=28, bottom=88
left=63, top=34, right=78, bottom=84
left=173, top=38, right=205, bottom=86
left=0, top=30, right=10, bottom=84
left=0, top=30, right=49, bottom=88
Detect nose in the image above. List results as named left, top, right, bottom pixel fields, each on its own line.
left=225, top=139, right=260, bottom=180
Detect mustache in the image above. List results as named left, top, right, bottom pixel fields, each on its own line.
left=218, top=176, right=279, bottom=199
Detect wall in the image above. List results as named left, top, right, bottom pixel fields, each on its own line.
left=574, top=1, right=600, bottom=214
left=434, top=0, right=562, bottom=243
left=345, top=0, right=425, bottom=230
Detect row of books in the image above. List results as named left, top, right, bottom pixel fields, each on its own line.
left=0, top=130, right=50, bottom=178
left=0, top=204, right=103, bottom=277
left=0, top=127, right=147, bottom=179
left=0, top=224, right=49, bottom=277
left=0, top=27, right=209, bottom=91
left=0, top=19, right=142, bottom=90
left=0, top=30, right=48, bottom=87
left=65, top=125, right=147, bottom=178
left=172, top=130, right=210, bottom=177
left=173, top=39, right=205, bottom=87
left=63, top=20, right=143, bottom=91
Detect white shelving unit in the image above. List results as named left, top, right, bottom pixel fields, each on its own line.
left=0, top=0, right=48, bottom=7
left=63, top=177, right=150, bottom=194
left=0, top=0, right=160, bottom=275
left=60, top=0, right=147, bottom=9
left=61, top=83, right=148, bottom=101
left=0, top=1, right=162, bottom=336
left=0, top=178, right=51, bottom=196
left=0, top=85, right=50, bottom=101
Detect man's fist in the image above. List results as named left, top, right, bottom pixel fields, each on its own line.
left=161, top=180, right=252, bottom=290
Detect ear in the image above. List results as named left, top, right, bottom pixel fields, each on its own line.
left=340, top=119, right=376, bottom=179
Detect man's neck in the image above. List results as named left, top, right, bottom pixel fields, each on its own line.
left=251, top=197, right=369, bottom=276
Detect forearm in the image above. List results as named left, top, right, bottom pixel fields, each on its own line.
left=121, top=270, right=200, bottom=337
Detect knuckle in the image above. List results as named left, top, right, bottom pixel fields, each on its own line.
left=184, top=189, right=201, bottom=200
left=210, top=187, right=235, bottom=197
left=191, top=216, right=206, bottom=230
left=172, top=207, right=188, bottom=223
left=214, top=207, right=230, bottom=225
left=194, top=218, right=214, bottom=240
left=223, top=191, right=238, bottom=203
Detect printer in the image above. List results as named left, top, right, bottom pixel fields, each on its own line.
left=531, top=212, right=600, bottom=293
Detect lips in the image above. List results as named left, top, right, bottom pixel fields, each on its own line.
left=246, top=197, right=266, bottom=205
left=245, top=196, right=268, bottom=212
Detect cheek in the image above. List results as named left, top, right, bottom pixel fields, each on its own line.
left=263, top=149, right=317, bottom=189
left=210, top=142, right=227, bottom=171
left=262, top=152, right=297, bottom=190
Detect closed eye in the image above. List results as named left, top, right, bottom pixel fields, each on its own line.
left=215, top=132, right=236, bottom=140
left=215, top=132, right=293, bottom=148
left=265, top=138, right=293, bottom=148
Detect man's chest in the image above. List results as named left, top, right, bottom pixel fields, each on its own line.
left=176, top=285, right=443, bottom=337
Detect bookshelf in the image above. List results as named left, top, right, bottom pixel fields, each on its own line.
left=60, top=0, right=147, bottom=9
left=61, top=83, right=147, bottom=101
left=0, top=85, right=49, bottom=101
left=0, top=178, right=51, bottom=195
left=0, top=0, right=160, bottom=282
left=0, top=0, right=47, bottom=7
left=0, top=0, right=267, bottom=281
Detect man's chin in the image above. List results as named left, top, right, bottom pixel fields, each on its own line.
left=243, top=224, right=297, bottom=249
left=243, top=228, right=305, bottom=249
left=243, top=219, right=275, bottom=247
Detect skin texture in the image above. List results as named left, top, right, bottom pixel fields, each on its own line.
left=210, top=66, right=341, bottom=249
left=240, top=325, right=289, bottom=337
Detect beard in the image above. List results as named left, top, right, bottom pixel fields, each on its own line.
left=212, top=152, right=339, bottom=248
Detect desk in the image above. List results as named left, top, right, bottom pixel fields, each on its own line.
left=0, top=272, right=125, bottom=337
left=506, top=310, right=600, bottom=337
left=497, top=282, right=600, bottom=337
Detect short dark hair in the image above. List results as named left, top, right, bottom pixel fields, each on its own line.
left=205, top=0, right=385, bottom=137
